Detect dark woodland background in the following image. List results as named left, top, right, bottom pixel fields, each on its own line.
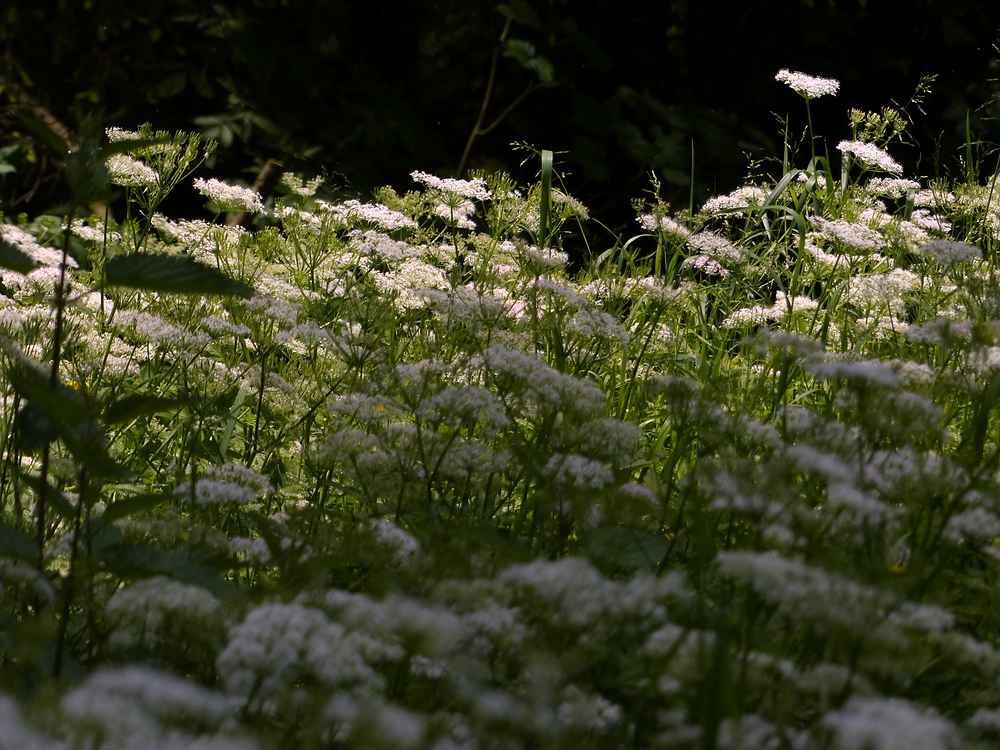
left=2, top=0, right=999, bottom=236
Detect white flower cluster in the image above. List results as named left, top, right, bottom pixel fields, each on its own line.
left=637, top=212, right=691, bottom=239
left=544, top=452, right=614, bottom=490
left=917, top=240, right=982, bottom=267
left=66, top=218, right=121, bottom=243
left=477, top=344, right=607, bottom=419
left=106, top=153, right=159, bottom=187
left=434, top=199, right=478, bottom=229
left=0, top=224, right=78, bottom=268
left=216, top=602, right=385, bottom=715
left=775, top=68, right=840, bottom=99
left=369, top=518, right=421, bottom=564
left=175, top=462, right=273, bottom=506
left=810, top=216, right=886, bottom=252
left=322, top=199, right=417, bottom=231
left=822, top=697, right=956, bottom=750
left=865, top=177, right=921, bottom=199
left=700, top=186, right=768, bottom=216
left=837, top=140, right=903, bottom=174
left=844, top=268, right=919, bottom=311
left=411, top=170, right=491, bottom=201
left=106, top=575, right=227, bottom=649
left=193, top=177, right=265, bottom=213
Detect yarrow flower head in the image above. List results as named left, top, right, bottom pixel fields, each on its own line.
left=837, top=140, right=903, bottom=174
left=193, top=177, right=265, bottom=213
left=775, top=69, right=840, bottom=99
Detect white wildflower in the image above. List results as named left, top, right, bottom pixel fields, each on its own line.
left=370, top=519, right=420, bottom=564
left=845, top=268, right=919, bottom=310
left=434, top=199, right=477, bottom=229
left=722, top=304, right=781, bottom=328
left=823, top=697, right=956, bottom=750
left=775, top=69, right=840, bottom=99
left=917, top=240, right=982, bottom=267
left=810, top=216, right=886, bottom=252
left=175, top=462, right=273, bottom=506
left=837, top=140, right=903, bottom=174
left=544, top=453, right=614, bottom=490
left=685, top=255, right=730, bottom=276
left=909, top=208, right=951, bottom=234
left=323, top=199, right=417, bottom=231
left=411, top=171, right=491, bottom=201
left=686, top=231, right=743, bottom=262
left=521, top=243, right=570, bottom=269
left=65, top=218, right=121, bottom=243
left=105, top=153, right=159, bottom=187
left=700, top=186, right=767, bottom=217
left=0, top=224, right=78, bottom=268
left=194, top=177, right=264, bottom=213
left=865, top=177, right=921, bottom=199
left=216, top=603, right=384, bottom=715
left=637, top=213, right=691, bottom=238
left=566, top=307, right=630, bottom=346
left=716, top=550, right=885, bottom=632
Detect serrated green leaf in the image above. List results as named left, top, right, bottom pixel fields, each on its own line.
left=15, top=111, right=69, bottom=155
left=98, top=544, right=242, bottom=598
left=0, top=519, right=39, bottom=562
left=100, top=494, right=171, bottom=523
left=104, top=253, right=253, bottom=297
left=103, top=394, right=192, bottom=424
left=0, top=236, right=38, bottom=274
left=8, top=363, right=132, bottom=479
left=17, top=472, right=79, bottom=521
left=584, top=526, right=671, bottom=570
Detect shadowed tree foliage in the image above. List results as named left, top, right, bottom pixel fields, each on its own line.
left=1, top=0, right=999, bottom=230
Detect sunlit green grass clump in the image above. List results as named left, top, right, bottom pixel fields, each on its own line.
left=2, top=70, right=1000, bottom=749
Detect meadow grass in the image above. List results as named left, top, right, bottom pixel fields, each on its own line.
left=0, top=71, right=999, bottom=749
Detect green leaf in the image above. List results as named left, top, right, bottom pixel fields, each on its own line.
left=0, top=235, right=38, bottom=274
left=503, top=39, right=555, bottom=83
left=17, top=472, right=79, bottom=521
left=64, top=145, right=112, bottom=205
left=584, top=527, right=671, bottom=570
left=0, top=519, right=39, bottom=562
left=539, top=149, right=553, bottom=247
left=98, top=543, right=242, bottom=599
left=103, top=394, right=193, bottom=424
left=7, top=362, right=132, bottom=479
left=100, top=494, right=171, bottom=524
left=104, top=253, right=253, bottom=297
left=14, top=111, right=69, bottom=156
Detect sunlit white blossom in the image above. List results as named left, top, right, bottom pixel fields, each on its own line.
left=775, top=69, right=840, bottom=99
left=194, top=177, right=265, bottom=212
left=411, top=171, right=491, bottom=201
left=837, top=140, right=903, bottom=174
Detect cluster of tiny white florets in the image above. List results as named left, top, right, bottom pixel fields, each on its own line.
left=193, top=177, right=265, bottom=212
left=637, top=212, right=691, bottom=239
left=775, top=68, right=840, bottom=99
left=321, top=199, right=417, bottom=231
left=837, top=140, right=904, bottom=174
left=174, top=462, right=273, bottom=506
left=0, top=224, right=77, bottom=268
left=411, top=170, right=491, bottom=201
left=105, top=153, right=159, bottom=187
left=700, top=186, right=768, bottom=216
